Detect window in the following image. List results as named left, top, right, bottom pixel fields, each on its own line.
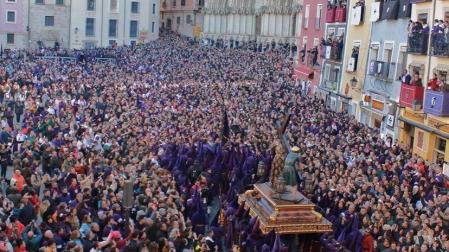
left=397, top=45, right=407, bottom=79
left=176, top=16, right=181, bottom=25
left=186, top=15, right=192, bottom=24
left=87, top=0, right=96, bottom=11
left=370, top=44, right=379, bottom=61
left=152, top=21, right=155, bottom=33
left=130, top=20, right=138, bottom=37
left=86, top=18, right=95, bottom=36
left=6, top=33, right=14, bottom=44
left=6, top=0, right=17, bottom=3
left=109, top=19, right=118, bottom=37
left=131, top=1, right=139, bottom=13
left=304, top=5, right=310, bottom=28
left=6, top=11, right=15, bottom=23
left=417, top=13, right=428, bottom=24
left=316, top=4, right=322, bottom=29
left=383, top=48, right=392, bottom=63
left=35, top=0, right=44, bottom=4
left=173, top=0, right=176, bottom=7
left=56, top=0, right=64, bottom=5
left=434, top=137, right=446, bottom=164
left=45, top=16, right=54, bottom=26
left=110, top=0, right=118, bottom=12
left=152, top=3, right=156, bottom=14
left=292, top=15, right=297, bottom=36
left=181, top=0, right=185, bottom=6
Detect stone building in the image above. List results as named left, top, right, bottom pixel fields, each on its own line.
left=160, top=0, right=204, bottom=38
left=202, top=0, right=302, bottom=56
left=0, top=0, right=28, bottom=49
left=28, top=0, right=71, bottom=49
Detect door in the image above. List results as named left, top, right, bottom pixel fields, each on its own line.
left=167, top=19, right=172, bottom=30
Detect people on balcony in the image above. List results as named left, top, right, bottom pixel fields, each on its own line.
left=399, top=70, right=412, bottom=85
left=410, top=71, right=423, bottom=87
left=427, top=73, right=442, bottom=91
left=430, top=19, right=449, bottom=56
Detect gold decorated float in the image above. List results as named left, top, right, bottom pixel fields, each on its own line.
left=238, top=183, right=332, bottom=235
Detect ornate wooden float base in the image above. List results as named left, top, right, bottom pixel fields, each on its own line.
left=238, top=183, right=333, bottom=235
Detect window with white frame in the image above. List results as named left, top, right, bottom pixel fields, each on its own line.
left=304, top=5, right=310, bottom=28
left=130, top=20, right=138, bottom=38
left=397, top=45, right=407, bottom=79
left=316, top=4, right=322, bottom=29
left=110, top=0, right=118, bottom=12
left=56, top=0, right=64, bottom=5
left=6, top=11, right=15, bottom=23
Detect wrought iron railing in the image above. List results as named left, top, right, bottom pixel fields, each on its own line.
left=431, top=33, right=449, bottom=57
left=407, top=32, right=429, bottom=54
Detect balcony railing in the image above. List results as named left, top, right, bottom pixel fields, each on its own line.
left=407, top=33, right=429, bottom=54
left=431, top=33, right=449, bottom=57
left=423, top=89, right=449, bottom=116
left=324, top=44, right=343, bottom=62
left=322, top=80, right=338, bottom=92
left=400, top=84, right=424, bottom=109
left=368, top=61, right=396, bottom=81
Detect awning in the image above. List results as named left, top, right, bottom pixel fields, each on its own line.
left=398, top=116, right=449, bottom=139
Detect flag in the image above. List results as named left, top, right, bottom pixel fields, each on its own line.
left=0, top=44, right=3, bottom=57
left=221, top=107, right=230, bottom=144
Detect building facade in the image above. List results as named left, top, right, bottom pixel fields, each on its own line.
left=293, top=0, right=326, bottom=93
left=29, top=0, right=71, bottom=49
left=399, top=0, right=449, bottom=163
left=316, top=0, right=347, bottom=110
left=70, top=0, right=160, bottom=49
left=0, top=0, right=28, bottom=49
left=201, top=0, right=301, bottom=55
left=160, top=0, right=204, bottom=38
left=338, top=0, right=372, bottom=117
left=358, top=0, right=411, bottom=141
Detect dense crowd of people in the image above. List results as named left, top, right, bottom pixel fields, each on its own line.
left=0, top=33, right=448, bottom=252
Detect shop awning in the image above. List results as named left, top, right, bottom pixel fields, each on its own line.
left=398, top=116, right=449, bottom=139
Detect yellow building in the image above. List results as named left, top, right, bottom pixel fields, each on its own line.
left=399, top=0, right=449, bottom=163
left=338, top=0, right=372, bottom=117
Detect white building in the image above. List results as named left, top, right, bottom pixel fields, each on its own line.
left=70, top=0, right=160, bottom=49
left=202, top=0, right=302, bottom=53
left=28, top=0, right=71, bottom=49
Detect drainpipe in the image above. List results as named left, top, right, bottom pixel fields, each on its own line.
left=426, top=0, right=437, bottom=82
left=68, top=0, right=72, bottom=48
left=100, top=0, right=104, bottom=46
left=27, top=0, right=31, bottom=50
left=123, top=0, right=127, bottom=45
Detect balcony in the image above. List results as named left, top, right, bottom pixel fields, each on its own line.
left=368, top=60, right=396, bottom=81
left=431, top=33, right=449, bottom=57
left=409, top=0, right=431, bottom=2
left=423, top=90, right=449, bottom=116
left=322, top=80, right=338, bottom=92
left=400, top=84, right=424, bottom=109
left=326, top=7, right=336, bottom=23
left=407, top=33, right=429, bottom=54
left=324, top=44, right=343, bottom=62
